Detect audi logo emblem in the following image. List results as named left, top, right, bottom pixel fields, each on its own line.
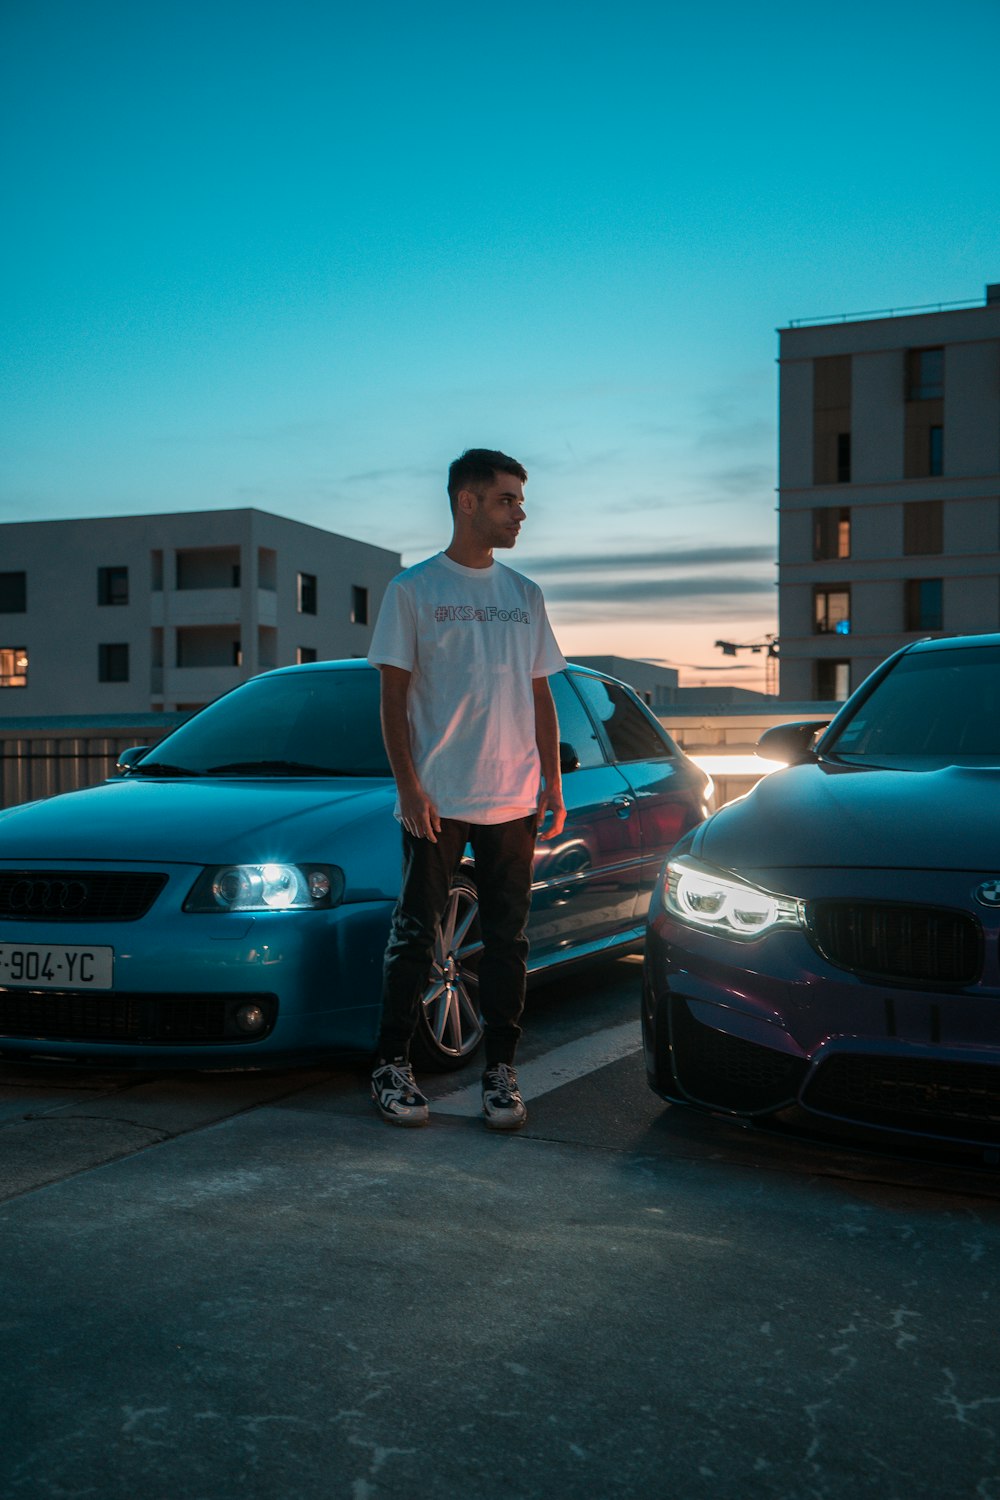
left=7, top=878, right=89, bottom=913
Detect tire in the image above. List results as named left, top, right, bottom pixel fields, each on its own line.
left=411, top=872, right=484, bottom=1072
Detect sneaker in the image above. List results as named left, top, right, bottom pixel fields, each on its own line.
left=482, top=1063, right=527, bottom=1131
left=371, top=1059, right=429, bottom=1127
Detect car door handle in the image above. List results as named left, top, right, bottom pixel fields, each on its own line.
left=613, top=795, right=633, bottom=819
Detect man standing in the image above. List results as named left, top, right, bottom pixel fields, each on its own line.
left=367, top=448, right=567, bottom=1130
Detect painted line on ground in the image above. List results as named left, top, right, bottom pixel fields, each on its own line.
left=428, top=1020, right=642, bottom=1117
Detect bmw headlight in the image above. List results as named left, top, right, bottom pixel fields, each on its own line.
left=663, top=855, right=801, bottom=939
left=185, top=863, right=345, bottom=913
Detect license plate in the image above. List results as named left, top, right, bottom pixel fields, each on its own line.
left=0, top=944, right=114, bottom=990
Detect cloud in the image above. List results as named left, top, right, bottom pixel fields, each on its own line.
left=523, top=543, right=774, bottom=574
left=542, top=574, right=774, bottom=605
left=338, top=463, right=440, bottom=488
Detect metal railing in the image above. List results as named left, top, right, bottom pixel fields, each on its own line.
left=0, top=736, right=144, bottom=809
left=786, top=297, right=988, bottom=329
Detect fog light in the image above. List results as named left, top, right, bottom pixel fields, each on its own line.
left=235, top=1003, right=267, bottom=1034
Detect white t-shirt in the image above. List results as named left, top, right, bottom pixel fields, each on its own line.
left=368, top=552, right=567, bottom=823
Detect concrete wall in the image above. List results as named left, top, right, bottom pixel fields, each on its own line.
left=0, top=509, right=401, bottom=717
left=778, top=294, right=1000, bottom=699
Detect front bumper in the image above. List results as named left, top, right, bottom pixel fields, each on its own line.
left=644, top=884, right=1000, bottom=1149
left=0, top=865, right=393, bottom=1066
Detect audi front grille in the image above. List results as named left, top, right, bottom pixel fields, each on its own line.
left=0, top=871, right=168, bottom=922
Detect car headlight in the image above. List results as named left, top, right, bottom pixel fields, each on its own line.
left=184, top=863, right=345, bottom=913
left=663, top=855, right=801, bottom=940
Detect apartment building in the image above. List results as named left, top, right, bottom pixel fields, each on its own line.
left=777, top=283, right=1000, bottom=700
left=0, top=509, right=401, bottom=715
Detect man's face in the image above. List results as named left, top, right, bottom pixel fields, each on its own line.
left=466, top=472, right=526, bottom=550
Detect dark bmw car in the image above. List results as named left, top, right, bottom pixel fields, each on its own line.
left=0, top=659, right=711, bottom=1070
left=644, top=632, right=1000, bottom=1151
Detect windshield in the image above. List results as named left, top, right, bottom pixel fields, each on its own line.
left=133, top=667, right=391, bottom=777
left=826, top=644, right=1000, bottom=769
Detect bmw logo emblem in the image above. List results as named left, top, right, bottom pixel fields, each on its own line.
left=974, top=880, right=1000, bottom=908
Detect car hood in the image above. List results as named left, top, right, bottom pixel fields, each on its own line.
left=696, top=760, right=1000, bottom=873
left=0, top=776, right=397, bottom=865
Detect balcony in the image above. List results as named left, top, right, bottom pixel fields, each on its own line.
left=150, top=588, right=277, bottom=627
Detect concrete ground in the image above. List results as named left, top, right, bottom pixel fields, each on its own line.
left=3, top=966, right=1000, bottom=1499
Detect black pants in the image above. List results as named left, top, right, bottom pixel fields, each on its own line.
left=377, top=813, right=537, bottom=1068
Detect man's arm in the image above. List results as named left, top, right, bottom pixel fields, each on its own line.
left=533, top=676, right=566, bottom=841
left=379, top=665, right=441, bottom=842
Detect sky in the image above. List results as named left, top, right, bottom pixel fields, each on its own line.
left=2, top=0, right=999, bottom=691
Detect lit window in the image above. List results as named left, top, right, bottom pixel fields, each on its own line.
left=816, top=660, right=850, bottom=702
left=0, top=646, right=28, bottom=687
left=813, top=507, right=851, bottom=561
left=814, top=587, right=851, bottom=635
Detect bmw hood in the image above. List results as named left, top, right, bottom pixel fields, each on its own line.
left=696, top=760, right=1000, bottom=872
left=0, top=776, right=397, bottom=866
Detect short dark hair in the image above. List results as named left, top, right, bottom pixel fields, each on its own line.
left=447, top=448, right=527, bottom=511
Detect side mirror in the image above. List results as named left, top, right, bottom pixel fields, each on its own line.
left=559, top=742, right=581, bottom=774
left=116, top=745, right=150, bottom=775
left=757, top=721, right=829, bottom=765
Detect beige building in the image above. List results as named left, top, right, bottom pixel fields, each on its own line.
left=777, top=283, right=1000, bottom=701
left=0, top=508, right=400, bottom=716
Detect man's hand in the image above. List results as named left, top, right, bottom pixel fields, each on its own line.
left=536, top=786, right=567, bottom=841
left=379, top=666, right=441, bottom=841
left=398, top=783, right=442, bottom=842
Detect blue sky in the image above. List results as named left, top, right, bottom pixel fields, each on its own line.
left=3, top=0, right=998, bottom=688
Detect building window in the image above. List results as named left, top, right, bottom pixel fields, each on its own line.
left=906, top=347, right=944, bottom=401
left=97, top=566, right=129, bottom=606
left=298, top=572, right=317, bottom=615
left=905, top=578, right=943, bottom=632
left=351, top=585, right=369, bottom=625
left=816, top=660, right=850, bottom=702
left=812, top=355, right=851, bottom=486
left=904, top=348, right=944, bottom=478
left=0, top=647, right=28, bottom=687
left=813, top=507, right=851, bottom=561
left=98, top=643, right=130, bottom=682
left=232, top=640, right=243, bottom=667
left=0, top=572, right=27, bottom=613
left=904, top=500, right=943, bottom=556
left=814, top=586, right=851, bottom=635
left=296, top=646, right=317, bottom=664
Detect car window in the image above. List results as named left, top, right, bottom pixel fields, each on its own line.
left=828, top=644, right=1000, bottom=768
left=145, top=668, right=391, bottom=775
left=569, top=673, right=674, bottom=764
left=547, top=673, right=606, bottom=769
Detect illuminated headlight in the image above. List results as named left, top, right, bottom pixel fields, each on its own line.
left=663, top=855, right=801, bottom=939
left=184, top=863, right=345, bottom=913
